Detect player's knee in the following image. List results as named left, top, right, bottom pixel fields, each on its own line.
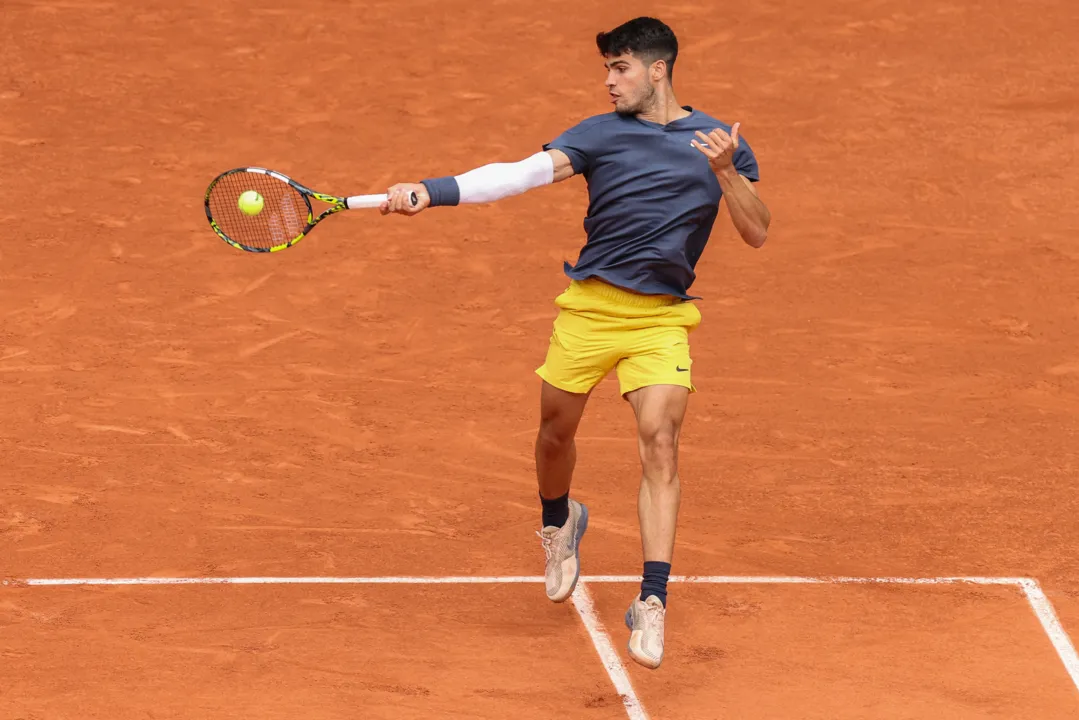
left=536, top=383, right=586, bottom=460
left=536, top=419, right=575, bottom=460
left=638, top=421, right=679, bottom=481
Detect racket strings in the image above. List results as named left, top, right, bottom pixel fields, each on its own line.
left=208, top=173, right=309, bottom=250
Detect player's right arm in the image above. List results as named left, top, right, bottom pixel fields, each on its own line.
left=380, top=149, right=577, bottom=216
left=546, top=149, right=576, bottom=183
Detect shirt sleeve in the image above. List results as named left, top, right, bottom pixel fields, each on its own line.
left=543, top=120, right=598, bottom=175
left=733, top=137, right=760, bottom=182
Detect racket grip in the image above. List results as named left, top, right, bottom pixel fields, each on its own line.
left=345, top=191, right=419, bottom=209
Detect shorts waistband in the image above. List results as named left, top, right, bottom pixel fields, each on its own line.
left=569, top=279, right=681, bottom=308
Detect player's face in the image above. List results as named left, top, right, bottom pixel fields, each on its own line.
left=604, top=54, right=656, bottom=116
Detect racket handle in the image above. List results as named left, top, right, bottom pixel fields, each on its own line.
left=345, top=191, right=419, bottom=209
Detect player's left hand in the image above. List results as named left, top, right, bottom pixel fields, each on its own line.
left=691, top=123, right=740, bottom=171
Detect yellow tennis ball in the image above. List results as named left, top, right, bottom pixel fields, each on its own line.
left=237, top=190, right=264, bottom=216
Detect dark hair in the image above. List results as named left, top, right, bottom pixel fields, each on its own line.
left=596, top=17, right=679, bottom=81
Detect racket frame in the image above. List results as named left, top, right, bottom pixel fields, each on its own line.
left=204, top=166, right=415, bottom=253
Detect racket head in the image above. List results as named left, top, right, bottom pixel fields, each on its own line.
left=204, top=167, right=338, bottom=253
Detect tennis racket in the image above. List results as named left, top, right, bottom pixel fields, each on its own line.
left=204, top=167, right=417, bottom=253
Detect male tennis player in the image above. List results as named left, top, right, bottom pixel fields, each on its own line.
left=380, top=16, right=770, bottom=669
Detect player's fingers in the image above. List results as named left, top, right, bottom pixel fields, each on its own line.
left=388, top=186, right=409, bottom=213
left=709, top=129, right=731, bottom=149
left=690, top=139, right=713, bottom=158
left=730, top=122, right=741, bottom=148
left=392, top=187, right=420, bottom=215
left=692, top=133, right=718, bottom=157
left=694, top=131, right=716, bottom=150
left=407, top=191, right=422, bottom=212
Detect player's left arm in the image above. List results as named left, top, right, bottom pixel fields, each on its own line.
left=692, top=124, right=771, bottom=248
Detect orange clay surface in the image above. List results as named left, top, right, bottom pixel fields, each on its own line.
left=3, top=0, right=1079, bottom=718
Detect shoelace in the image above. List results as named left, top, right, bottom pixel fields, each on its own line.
left=536, top=530, right=554, bottom=561
left=644, top=602, right=665, bottom=625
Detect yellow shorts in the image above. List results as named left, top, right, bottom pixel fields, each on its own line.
left=535, top=278, right=703, bottom=396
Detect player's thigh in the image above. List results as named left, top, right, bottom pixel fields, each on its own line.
left=535, top=306, right=620, bottom=395
left=625, top=383, right=690, bottom=462
left=615, top=312, right=700, bottom=397
left=625, top=383, right=690, bottom=430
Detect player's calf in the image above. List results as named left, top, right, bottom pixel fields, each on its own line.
left=535, top=426, right=576, bottom=528
left=534, top=381, right=589, bottom=526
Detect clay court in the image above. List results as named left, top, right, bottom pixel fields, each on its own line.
left=3, top=0, right=1079, bottom=717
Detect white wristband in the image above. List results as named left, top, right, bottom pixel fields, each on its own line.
left=455, top=151, right=555, bottom=204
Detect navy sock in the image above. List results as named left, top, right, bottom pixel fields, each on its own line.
left=641, top=561, right=672, bottom=607
left=540, top=491, right=570, bottom=528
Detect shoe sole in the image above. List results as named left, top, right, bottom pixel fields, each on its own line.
left=550, top=503, right=589, bottom=603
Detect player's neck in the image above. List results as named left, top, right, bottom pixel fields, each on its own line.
left=635, top=90, right=691, bottom=125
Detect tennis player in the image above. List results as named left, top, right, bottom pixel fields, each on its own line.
left=380, top=17, right=770, bottom=669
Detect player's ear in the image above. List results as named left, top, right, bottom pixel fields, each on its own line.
left=652, top=59, right=670, bottom=84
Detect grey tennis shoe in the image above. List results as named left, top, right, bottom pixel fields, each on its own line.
left=625, top=594, right=666, bottom=668
left=537, top=498, right=589, bottom=602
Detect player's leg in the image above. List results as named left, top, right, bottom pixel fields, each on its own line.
left=533, top=381, right=591, bottom=602
left=621, top=383, right=688, bottom=669
left=533, top=281, right=618, bottom=602
left=614, top=299, right=701, bottom=669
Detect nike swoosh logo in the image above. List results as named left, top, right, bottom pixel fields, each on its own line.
left=676, top=366, right=689, bottom=372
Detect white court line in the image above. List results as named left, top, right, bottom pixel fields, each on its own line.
left=5, top=574, right=1030, bottom=587
left=5, top=573, right=1079, bottom=712
left=6, top=576, right=548, bottom=587
left=1020, top=579, right=1079, bottom=692
left=597, top=575, right=1030, bottom=585
left=571, top=581, right=649, bottom=720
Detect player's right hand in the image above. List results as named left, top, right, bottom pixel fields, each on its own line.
left=380, top=183, right=429, bottom=216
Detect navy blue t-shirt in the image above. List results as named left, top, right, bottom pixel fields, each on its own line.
left=543, top=107, right=759, bottom=299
